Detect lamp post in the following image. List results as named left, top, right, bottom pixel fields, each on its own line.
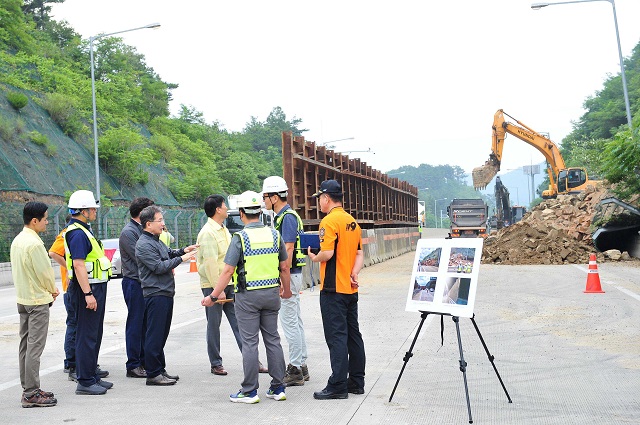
left=342, top=148, right=375, bottom=155
left=532, top=0, right=632, bottom=128
left=319, top=137, right=355, bottom=149
left=90, top=22, right=160, bottom=236
left=434, top=198, right=448, bottom=229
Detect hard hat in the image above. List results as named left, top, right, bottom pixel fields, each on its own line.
left=236, top=191, right=262, bottom=214
left=262, top=176, right=288, bottom=195
left=68, top=190, right=100, bottom=209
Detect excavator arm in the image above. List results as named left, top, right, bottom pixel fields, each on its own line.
left=472, top=110, right=566, bottom=197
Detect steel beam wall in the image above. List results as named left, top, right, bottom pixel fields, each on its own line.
left=282, top=131, right=418, bottom=230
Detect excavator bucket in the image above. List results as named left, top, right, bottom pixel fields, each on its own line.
left=472, top=157, right=499, bottom=189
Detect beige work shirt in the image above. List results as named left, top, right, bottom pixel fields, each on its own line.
left=196, top=217, right=232, bottom=288
left=10, top=227, right=56, bottom=305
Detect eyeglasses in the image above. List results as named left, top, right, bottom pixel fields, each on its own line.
left=263, top=194, right=271, bottom=199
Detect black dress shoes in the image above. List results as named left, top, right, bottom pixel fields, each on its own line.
left=146, top=374, right=176, bottom=386
left=347, top=386, right=365, bottom=395
left=126, top=366, right=147, bottom=378
left=162, top=371, right=179, bottom=381
left=313, top=388, right=348, bottom=400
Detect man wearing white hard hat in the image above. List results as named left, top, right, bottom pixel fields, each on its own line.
left=63, top=190, right=113, bottom=395
left=262, top=176, right=309, bottom=386
left=202, top=191, right=290, bottom=404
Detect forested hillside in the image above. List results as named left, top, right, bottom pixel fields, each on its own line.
left=0, top=0, right=304, bottom=206
left=1, top=0, right=639, bottom=209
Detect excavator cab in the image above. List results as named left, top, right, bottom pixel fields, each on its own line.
left=557, top=168, right=587, bottom=194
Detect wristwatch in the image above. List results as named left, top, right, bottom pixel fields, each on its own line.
left=209, top=294, right=218, bottom=302
left=84, top=291, right=93, bottom=296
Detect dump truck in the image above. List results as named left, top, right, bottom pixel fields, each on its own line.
left=447, top=199, right=488, bottom=238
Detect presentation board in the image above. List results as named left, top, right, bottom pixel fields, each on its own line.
left=405, top=237, right=483, bottom=318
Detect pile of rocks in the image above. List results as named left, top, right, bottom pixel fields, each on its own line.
left=482, top=185, right=632, bottom=265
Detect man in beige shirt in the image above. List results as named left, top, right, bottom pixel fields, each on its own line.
left=196, top=195, right=243, bottom=376
left=10, top=201, right=60, bottom=408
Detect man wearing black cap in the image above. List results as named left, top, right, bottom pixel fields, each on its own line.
left=307, top=179, right=366, bottom=400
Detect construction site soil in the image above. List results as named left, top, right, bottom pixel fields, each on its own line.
left=482, top=185, right=640, bottom=265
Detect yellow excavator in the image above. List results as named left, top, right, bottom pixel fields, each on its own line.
left=472, top=109, right=600, bottom=199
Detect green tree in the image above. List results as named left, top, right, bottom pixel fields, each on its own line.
left=21, top=0, right=65, bottom=30
left=91, top=37, right=175, bottom=124
left=601, top=126, right=640, bottom=199
left=243, top=106, right=307, bottom=152
left=0, top=0, right=38, bottom=53
left=570, top=44, right=640, bottom=140
left=99, top=126, right=155, bottom=186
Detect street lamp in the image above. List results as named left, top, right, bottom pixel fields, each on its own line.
left=532, top=0, right=632, bottom=128
left=434, top=198, right=448, bottom=229
left=319, top=137, right=355, bottom=149
left=90, top=22, right=160, bottom=236
left=342, top=148, right=375, bottom=155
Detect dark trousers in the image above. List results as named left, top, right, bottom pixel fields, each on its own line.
left=72, top=281, right=107, bottom=387
left=202, top=286, right=242, bottom=367
left=320, top=291, right=366, bottom=393
left=122, top=277, right=146, bottom=370
left=63, top=291, right=77, bottom=370
left=144, top=295, right=173, bottom=379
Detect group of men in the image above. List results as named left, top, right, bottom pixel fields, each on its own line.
left=11, top=177, right=366, bottom=407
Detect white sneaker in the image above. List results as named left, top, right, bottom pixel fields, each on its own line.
left=266, top=385, right=286, bottom=401
left=229, top=389, right=260, bottom=404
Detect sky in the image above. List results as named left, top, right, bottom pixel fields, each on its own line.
left=51, top=0, right=640, bottom=176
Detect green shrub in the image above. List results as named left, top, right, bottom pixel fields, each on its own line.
left=39, top=92, right=86, bottom=136
left=7, top=91, right=28, bottom=110
left=0, top=117, right=13, bottom=140
left=44, top=143, right=57, bottom=157
left=28, top=130, right=48, bottom=146
left=14, top=117, right=25, bottom=135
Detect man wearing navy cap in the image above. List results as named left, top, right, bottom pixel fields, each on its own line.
left=307, top=179, right=366, bottom=400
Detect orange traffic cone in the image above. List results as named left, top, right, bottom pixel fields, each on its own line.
left=189, top=257, right=198, bottom=273
left=584, top=253, right=604, bottom=293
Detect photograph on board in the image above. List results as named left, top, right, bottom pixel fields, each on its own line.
left=442, top=277, right=472, bottom=305
left=411, top=275, right=437, bottom=302
left=416, top=247, right=442, bottom=272
left=447, top=247, right=476, bottom=273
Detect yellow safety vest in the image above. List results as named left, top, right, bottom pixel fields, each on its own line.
left=159, top=231, right=171, bottom=247
left=64, top=222, right=112, bottom=283
left=274, top=209, right=307, bottom=268
left=235, top=227, right=281, bottom=291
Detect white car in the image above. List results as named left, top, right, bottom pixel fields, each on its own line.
left=101, top=238, right=122, bottom=278
left=226, top=209, right=274, bottom=233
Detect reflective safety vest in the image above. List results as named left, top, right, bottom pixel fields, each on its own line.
left=159, top=231, right=171, bottom=247
left=274, top=208, right=306, bottom=268
left=64, top=222, right=112, bottom=283
left=235, top=226, right=281, bottom=291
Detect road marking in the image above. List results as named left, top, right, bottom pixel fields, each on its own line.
left=0, top=315, right=204, bottom=392
left=571, top=264, right=640, bottom=302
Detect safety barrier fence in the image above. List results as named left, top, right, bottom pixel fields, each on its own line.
left=1, top=222, right=421, bottom=287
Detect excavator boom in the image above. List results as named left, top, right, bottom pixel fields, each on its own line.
left=473, top=110, right=584, bottom=198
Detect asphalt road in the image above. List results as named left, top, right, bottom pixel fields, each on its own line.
left=0, top=244, right=638, bottom=424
